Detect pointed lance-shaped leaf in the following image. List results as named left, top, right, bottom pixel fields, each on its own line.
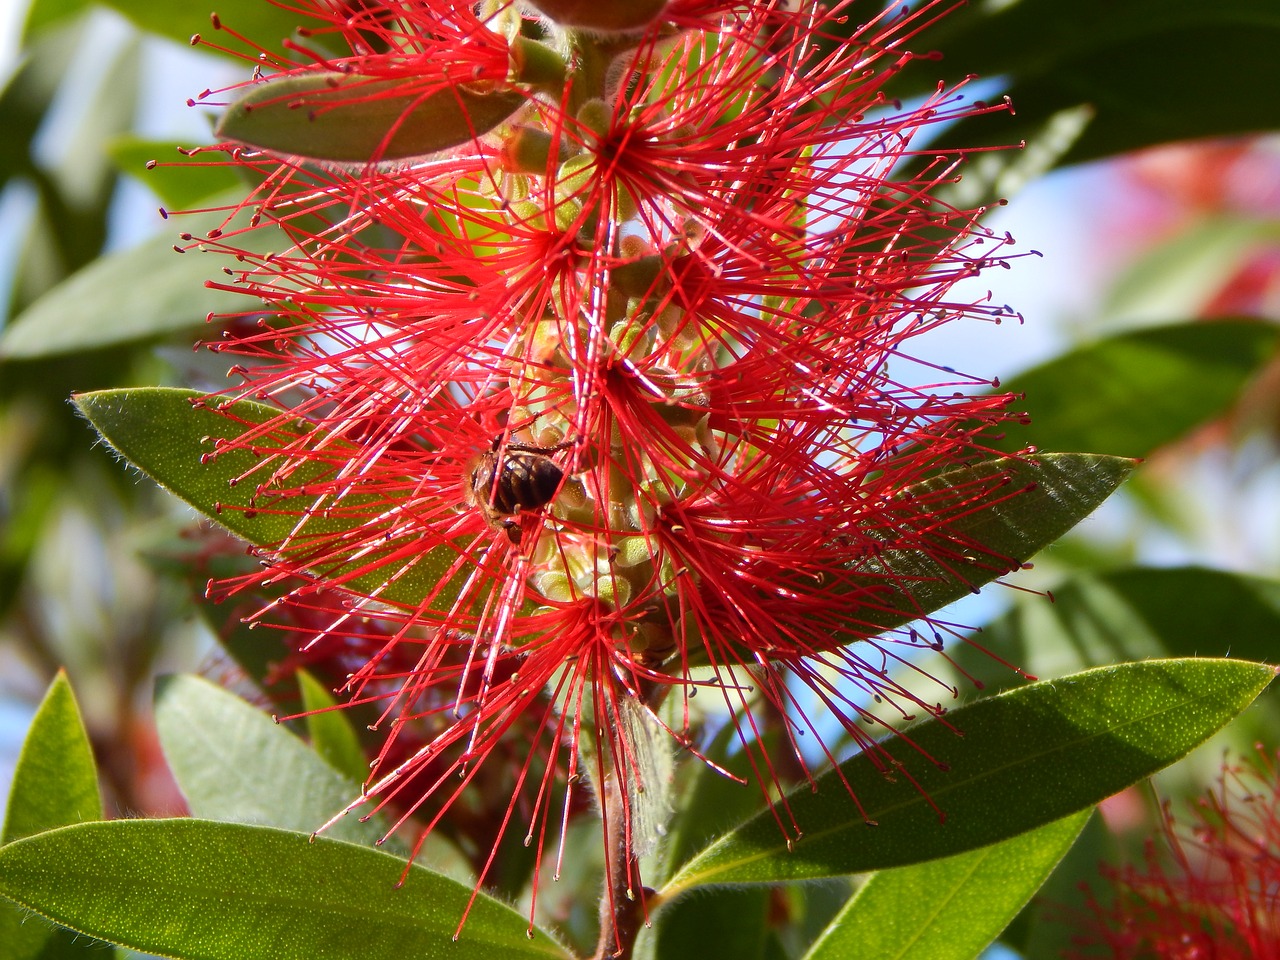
left=216, top=72, right=527, bottom=164
left=659, top=658, right=1275, bottom=896
left=73, top=387, right=470, bottom=611
left=0, top=820, right=571, bottom=960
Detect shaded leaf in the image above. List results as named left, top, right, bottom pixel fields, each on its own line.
left=880, top=0, right=1280, bottom=167
left=154, top=673, right=383, bottom=847
left=0, top=819, right=570, bottom=960
left=802, top=811, right=1089, bottom=960
left=657, top=721, right=769, bottom=883
left=107, top=137, right=245, bottom=209
left=642, top=887, right=770, bottom=960
left=217, top=73, right=526, bottom=163
left=1000, top=808, right=1118, bottom=960
left=859, top=454, right=1134, bottom=634
left=661, top=658, right=1273, bottom=895
left=956, top=567, right=1280, bottom=697
left=298, top=670, right=371, bottom=786
left=993, top=320, right=1280, bottom=458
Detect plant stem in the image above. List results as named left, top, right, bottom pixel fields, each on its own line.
left=591, top=763, right=644, bottom=960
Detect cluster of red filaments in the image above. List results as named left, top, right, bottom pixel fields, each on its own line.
left=1075, top=746, right=1280, bottom=959
left=184, top=0, right=1027, bottom=942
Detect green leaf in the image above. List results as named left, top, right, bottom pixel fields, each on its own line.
left=97, top=0, right=327, bottom=60
left=1, top=671, right=107, bottom=959
left=154, top=673, right=383, bottom=847
left=1103, top=219, right=1280, bottom=324
left=298, top=670, right=371, bottom=786
left=20, top=0, right=91, bottom=39
left=858, top=454, right=1134, bottom=634
left=0, top=206, right=282, bottom=359
left=1000, top=808, right=1117, bottom=960
left=107, top=137, right=245, bottom=209
left=993, top=321, right=1280, bottom=458
left=2, top=671, right=101, bottom=844
left=73, top=388, right=467, bottom=609
left=216, top=73, right=526, bottom=163
left=801, top=811, right=1090, bottom=960
left=642, top=888, right=771, bottom=960
left=656, top=721, right=769, bottom=884
left=885, top=0, right=1280, bottom=167
left=0, top=819, right=570, bottom=960
left=960, top=567, right=1280, bottom=695
left=660, top=658, right=1273, bottom=896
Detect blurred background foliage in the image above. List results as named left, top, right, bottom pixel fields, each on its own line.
left=0, top=1, right=1278, bottom=957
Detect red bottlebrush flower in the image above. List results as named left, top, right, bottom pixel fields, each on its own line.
left=1073, top=746, right=1280, bottom=959
left=183, top=0, right=1028, bottom=944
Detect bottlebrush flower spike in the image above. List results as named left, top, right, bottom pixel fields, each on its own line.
left=183, top=0, right=1033, bottom=945
left=1073, top=746, right=1280, bottom=959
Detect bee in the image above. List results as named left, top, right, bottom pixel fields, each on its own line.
left=465, top=437, right=570, bottom=544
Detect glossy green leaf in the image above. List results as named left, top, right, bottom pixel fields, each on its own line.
left=107, top=137, right=245, bottom=209
left=74, top=388, right=467, bottom=609
left=881, top=0, right=1280, bottom=167
left=0, top=819, right=570, bottom=960
left=216, top=73, right=526, bottom=163
left=298, top=670, right=371, bottom=786
left=857, top=454, right=1134, bottom=634
left=0, top=207, right=282, bottom=359
left=661, top=658, right=1273, bottom=896
left=154, top=674, right=383, bottom=847
left=993, top=321, right=1279, bottom=458
left=1, top=672, right=107, bottom=960
left=802, top=811, right=1089, bottom=960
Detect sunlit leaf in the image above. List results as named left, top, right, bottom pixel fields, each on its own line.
left=0, top=207, right=283, bottom=359
left=1, top=671, right=109, bottom=959
left=0, top=819, right=570, bottom=960
left=107, top=137, right=244, bottom=209
left=1103, top=219, right=1280, bottom=324
left=858, top=454, right=1134, bottom=634
left=74, top=388, right=469, bottom=610
left=661, top=658, right=1273, bottom=895
left=801, top=811, right=1089, bottom=960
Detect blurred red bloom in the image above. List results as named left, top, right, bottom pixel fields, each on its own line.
left=1074, top=746, right=1280, bottom=959
left=184, top=0, right=1027, bottom=941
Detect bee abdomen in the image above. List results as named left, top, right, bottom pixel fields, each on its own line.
left=492, top=453, right=564, bottom=514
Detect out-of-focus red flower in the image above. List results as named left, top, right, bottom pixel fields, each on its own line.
left=1074, top=746, right=1280, bottom=959
left=182, top=0, right=1027, bottom=938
